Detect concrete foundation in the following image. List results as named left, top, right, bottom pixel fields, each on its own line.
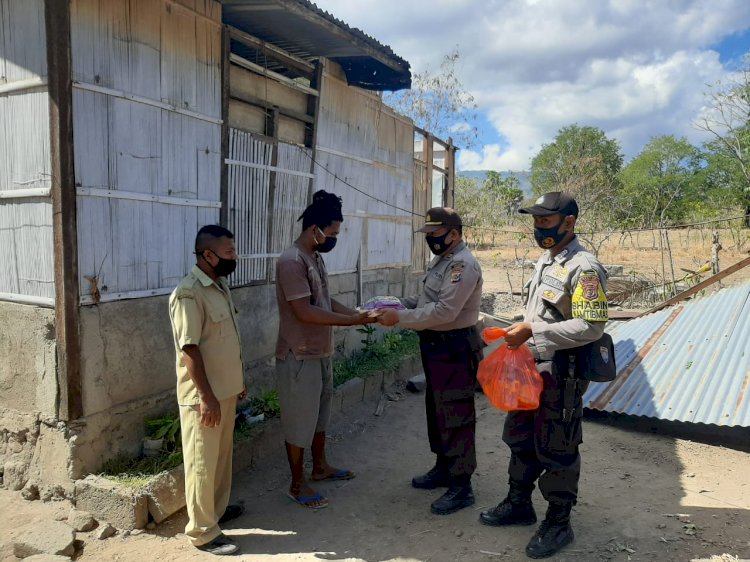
left=0, top=266, right=421, bottom=491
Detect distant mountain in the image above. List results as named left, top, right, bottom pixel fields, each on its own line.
left=457, top=170, right=533, bottom=196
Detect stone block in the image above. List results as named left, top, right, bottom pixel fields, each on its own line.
left=13, top=521, right=75, bottom=558
left=406, top=374, right=426, bottom=393
left=74, top=475, right=148, bottom=530
left=605, top=264, right=624, bottom=276
left=337, top=273, right=358, bottom=294
left=387, top=283, right=403, bottom=297
left=331, top=388, right=344, bottom=413
left=387, top=268, right=404, bottom=284
left=145, top=466, right=185, bottom=524
left=363, top=372, right=384, bottom=401
left=247, top=418, right=282, bottom=462
left=338, top=378, right=364, bottom=410
left=4, top=459, right=28, bottom=491
left=68, top=508, right=96, bottom=532
left=382, top=369, right=396, bottom=391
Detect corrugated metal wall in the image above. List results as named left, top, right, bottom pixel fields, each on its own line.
left=314, top=69, right=414, bottom=274
left=70, top=0, right=222, bottom=304
left=225, top=128, right=312, bottom=286
left=0, top=0, right=54, bottom=305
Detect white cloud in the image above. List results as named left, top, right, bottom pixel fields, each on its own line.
left=313, top=0, right=750, bottom=170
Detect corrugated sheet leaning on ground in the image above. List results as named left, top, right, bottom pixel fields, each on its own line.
left=583, top=282, right=750, bottom=427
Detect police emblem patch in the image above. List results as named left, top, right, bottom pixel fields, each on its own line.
left=600, top=346, right=609, bottom=364
left=450, top=269, right=462, bottom=283
left=579, top=272, right=600, bottom=301
left=542, top=290, right=557, bottom=300
left=572, top=270, right=608, bottom=322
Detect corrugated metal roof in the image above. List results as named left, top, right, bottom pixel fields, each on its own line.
left=583, top=282, right=750, bottom=427
left=223, top=0, right=411, bottom=91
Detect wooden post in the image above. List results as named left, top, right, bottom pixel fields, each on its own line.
left=425, top=133, right=434, bottom=206
left=219, top=25, right=230, bottom=227
left=307, top=59, right=324, bottom=201
left=445, top=137, right=455, bottom=208
left=265, top=107, right=279, bottom=283
left=45, top=0, right=82, bottom=421
left=711, top=230, right=722, bottom=275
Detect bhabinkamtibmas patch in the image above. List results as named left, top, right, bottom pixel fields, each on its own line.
left=572, top=271, right=608, bottom=321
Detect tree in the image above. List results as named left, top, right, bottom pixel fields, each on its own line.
left=695, top=55, right=750, bottom=226
left=529, top=124, right=624, bottom=229
left=617, top=135, right=703, bottom=228
left=483, top=172, right=524, bottom=217
left=384, top=49, right=479, bottom=148
left=617, top=135, right=703, bottom=295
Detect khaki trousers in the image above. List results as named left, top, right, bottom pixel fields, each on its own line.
left=179, top=396, right=236, bottom=546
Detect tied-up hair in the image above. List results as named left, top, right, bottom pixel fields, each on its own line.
left=298, top=190, right=344, bottom=230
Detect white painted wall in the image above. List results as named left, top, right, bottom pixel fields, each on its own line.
left=0, top=0, right=54, bottom=304
left=71, top=0, right=223, bottom=304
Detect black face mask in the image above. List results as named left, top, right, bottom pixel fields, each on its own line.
left=314, top=227, right=337, bottom=253
left=206, top=253, right=237, bottom=277
left=425, top=231, right=452, bottom=255
left=533, top=224, right=567, bottom=249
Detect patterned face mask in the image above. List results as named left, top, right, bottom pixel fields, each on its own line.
left=425, top=231, right=451, bottom=255
left=533, top=224, right=567, bottom=249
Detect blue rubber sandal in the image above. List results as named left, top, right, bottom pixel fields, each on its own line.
left=311, top=469, right=357, bottom=482
left=286, top=491, right=329, bottom=509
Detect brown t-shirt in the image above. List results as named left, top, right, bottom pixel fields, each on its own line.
left=275, top=244, right=333, bottom=360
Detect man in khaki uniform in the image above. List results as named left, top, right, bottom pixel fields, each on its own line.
left=169, top=225, right=246, bottom=556
left=379, top=207, right=483, bottom=516
left=479, top=192, right=608, bottom=559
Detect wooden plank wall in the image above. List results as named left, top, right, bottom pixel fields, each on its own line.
left=225, top=55, right=313, bottom=286
left=0, top=0, right=55, bottom=304
left=70, top=0, right=222, bottom=303
left=314, top=69, right=414, bottom=274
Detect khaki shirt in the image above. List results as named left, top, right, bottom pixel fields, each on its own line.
left=399, top=241, right=483, bottom=331
left=275, top=245, right=333, bottom=360
left=169, top=265, right=244, bottom=405
left=524, top=237, right=609, bottom=361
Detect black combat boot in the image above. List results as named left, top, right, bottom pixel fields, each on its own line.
left=430, top=477, right=475, bottom=515
left=479, top=483, right=537, bottom=526
left=525, top=503, right=574, bottom=559
left=412, top=459, right=450, bottom=490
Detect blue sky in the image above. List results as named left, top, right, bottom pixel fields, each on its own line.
left=313, top=0, right=750, bottom=172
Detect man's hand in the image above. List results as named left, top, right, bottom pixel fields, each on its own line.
left=504, top=322, right=533, bottom=349
left=238, top=386, right=247, bottom=401
left=357, top=310, right=378, bottom=325
left=199, top=393, right=221, bottom=428
left=377, top=308, right=400, bottom=327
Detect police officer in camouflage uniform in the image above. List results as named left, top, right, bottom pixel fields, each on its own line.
left=479, top=192, right=608, bottom=559
left=378, top=207, right=483, bottom=515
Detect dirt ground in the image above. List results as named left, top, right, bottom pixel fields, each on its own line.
left=472, top=226, right=750, bottom=301
left=2, top=388, right=750, bottom=562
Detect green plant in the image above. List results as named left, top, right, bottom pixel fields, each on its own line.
left=333, top=329, right=420, bottom=386
left=356, top=324, right=378, bottom=354
left=249, top=389, right=280, bottom=419
left=144, top=414, right=181, bottom=452
left=100, top=450, right=183, bottom=486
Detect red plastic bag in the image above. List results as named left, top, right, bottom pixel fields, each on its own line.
left=477, top=327, right=543, bottom=411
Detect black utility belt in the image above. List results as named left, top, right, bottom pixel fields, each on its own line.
left=419, top=326, right=476, bottom=343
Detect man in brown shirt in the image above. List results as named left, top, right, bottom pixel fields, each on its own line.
left=275, top=190, right=375, bottom=509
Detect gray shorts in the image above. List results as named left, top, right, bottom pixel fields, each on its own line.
left=276, top=353, right=333, bottom=448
